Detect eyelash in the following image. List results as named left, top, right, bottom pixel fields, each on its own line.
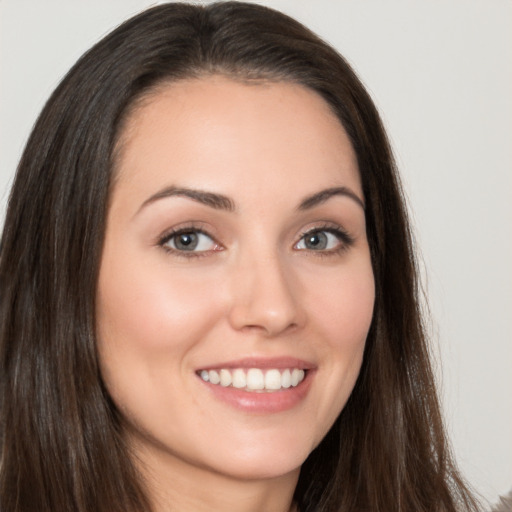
left=157, top=223, right=354, bottom=258
left=295, top=224, right=354, bottom=256
left=157, top=225, right=220, bottom=259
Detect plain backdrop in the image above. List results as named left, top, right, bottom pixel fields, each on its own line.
left=1, top=0, right=511, bottom=506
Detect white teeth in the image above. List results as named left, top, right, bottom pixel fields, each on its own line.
left=199, top=367, right=306, bottom=391
left=281, top=369, right=292, bottom=388
left=264, top=369, right=282, bottom=390
left=246, top=368, right=265, bottom=390
left=232, top=369, right=246, bottom=388
left=220, top=369, right=232, bottom=387
left=291, top=369, right=304, bottom=387
left=208, top=370, right=220, bottom=385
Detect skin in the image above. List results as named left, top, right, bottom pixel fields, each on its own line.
left=97, top=76, right=375, bottom=512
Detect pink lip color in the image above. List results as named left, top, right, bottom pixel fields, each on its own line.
left=196, top=357, right=315, bottom=414
left=197, top=356, right=313, bottom=371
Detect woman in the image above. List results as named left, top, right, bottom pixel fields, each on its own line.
left=0, top=2, right=481, bottom=511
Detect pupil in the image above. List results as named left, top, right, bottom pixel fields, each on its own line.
left=306, top=232, right=327, bottom=250
left=176, top=232, right=198, bottom=250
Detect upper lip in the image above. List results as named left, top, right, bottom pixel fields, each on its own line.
left=196, top=356, right=315, bottom=371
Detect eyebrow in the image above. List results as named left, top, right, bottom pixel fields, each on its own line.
left=138, top=186, right=236, bottom=213
left=137, top=184, right=364, bottom=215
left=298, top=187, right=365, bottom=211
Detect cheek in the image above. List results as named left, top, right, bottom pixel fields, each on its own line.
left=331, top=271, right=374, bottom=389
left=302, top=259, right=374, bottom=424
left=95, top=261, right=231, bottom=429
left=306, top=259, right=375, bottom=350
left=95, top=257, right=226, bottom=426
left=97, top=257, right=222, bottom=355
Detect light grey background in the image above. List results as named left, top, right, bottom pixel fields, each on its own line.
left=1, top=0, right=511, bottom=506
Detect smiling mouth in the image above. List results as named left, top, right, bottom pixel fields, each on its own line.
left=197, top=368, right=306, bottom=392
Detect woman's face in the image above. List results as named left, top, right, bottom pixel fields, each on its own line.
left=97, top=76, right=374, bottom=484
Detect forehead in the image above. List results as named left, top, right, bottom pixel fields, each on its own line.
left=113, top=76, right=361, bottom=205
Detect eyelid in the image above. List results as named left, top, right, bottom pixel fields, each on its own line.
left=155, top=221, right=354, bottom=258
left=294, top=223, right=354, bottom=253
left=156, top=223, right=223, bottom=256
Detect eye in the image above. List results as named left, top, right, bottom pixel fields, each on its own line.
left=161, top=230, right=218, bottom=253
left=295, top=228, right=351, bottom=252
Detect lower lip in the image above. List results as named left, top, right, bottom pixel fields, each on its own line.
left=199, top=371, right=314, bottom=414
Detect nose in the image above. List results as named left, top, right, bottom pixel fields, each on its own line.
left=227, top=250, right=305, bottom=337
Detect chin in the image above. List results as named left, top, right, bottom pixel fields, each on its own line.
left=198, top=431, right=315, bottom=482
left=211, top=455, right=304, bottom=482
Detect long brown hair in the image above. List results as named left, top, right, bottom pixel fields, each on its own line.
left=0, top=2, right=480, bottom=511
